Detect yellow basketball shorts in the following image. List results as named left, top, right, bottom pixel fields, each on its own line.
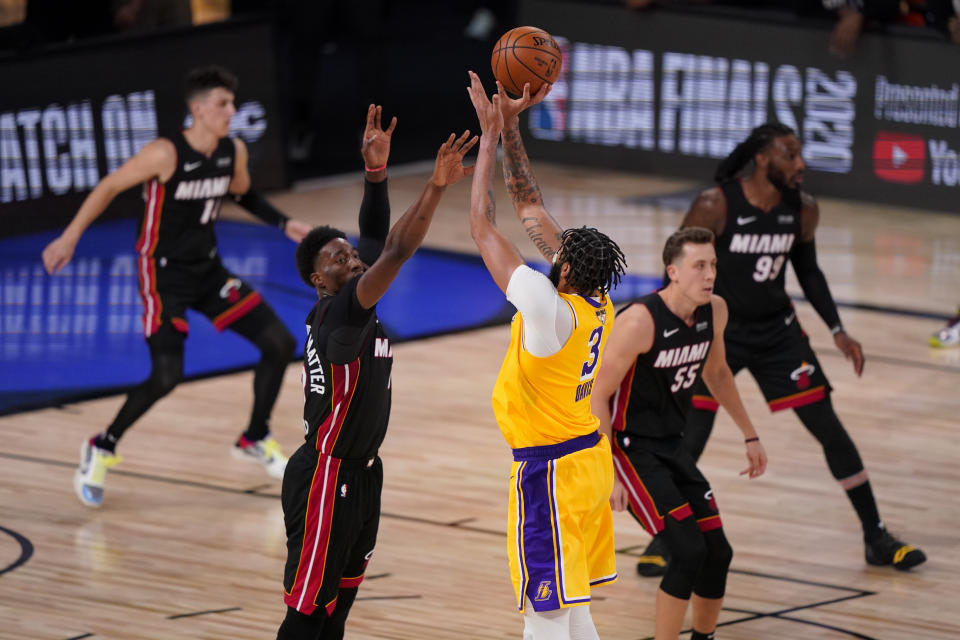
left=507, top=431, right=618, bottom=613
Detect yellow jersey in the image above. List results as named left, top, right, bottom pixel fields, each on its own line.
left=492, top=292, right=614, bottom=449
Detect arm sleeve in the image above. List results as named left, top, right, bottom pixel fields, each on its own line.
left=505, top=265, right=574, bottom=358
left=318, top=276, right=377, bottom=364
left=357, top=178, right=390, bottom=266
left=790, top=238, right=843, bottom=331
left=234, top=189, right=289, bottom=230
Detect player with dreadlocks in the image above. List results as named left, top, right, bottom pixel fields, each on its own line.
left=634, top=122, right=925, bottom=579
left=467, top=72, right=626, bottom=640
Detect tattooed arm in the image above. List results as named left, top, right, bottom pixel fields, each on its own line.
left=497, top=81, right=564, bottom=262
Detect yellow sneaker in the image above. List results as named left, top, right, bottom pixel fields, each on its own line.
left=231, top=434, right=287, bottom=479
left=73, top=437, right=122, bottom=508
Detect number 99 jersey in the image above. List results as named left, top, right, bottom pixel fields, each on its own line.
left=492, top=292, right=614, bottom=449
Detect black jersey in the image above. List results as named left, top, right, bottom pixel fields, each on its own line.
left=612, top=293, right=713, bottom=440
left=301, top=276, right=393, bottom=460
left=714, top=180, right=802, bottom=321
left=136, top=130, right=235, bottom=265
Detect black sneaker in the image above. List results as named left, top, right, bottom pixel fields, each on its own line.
left=865, top=530, right=926, bottom=571
left=636, top=534, right=670, bottom=577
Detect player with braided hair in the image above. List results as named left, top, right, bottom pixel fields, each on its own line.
left=635, top=122, right=924, bottom=578
left=467, top=71, right=626, bottom=640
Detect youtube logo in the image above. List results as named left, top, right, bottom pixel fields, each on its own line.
left=874, top=132, right=926, bottom=183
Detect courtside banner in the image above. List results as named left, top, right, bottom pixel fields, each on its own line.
left=519, top=0, right=960, bottom=213
left=0, top=19, right=286, bottom=236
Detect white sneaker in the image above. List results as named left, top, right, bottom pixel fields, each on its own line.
left=231, top=434, right=287, bottom=479
left=930, top=311, right=960, bottom=348
left=74, top=437, right=122, bottom=508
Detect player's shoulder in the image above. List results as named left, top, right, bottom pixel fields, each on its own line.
left=617, top=300, right=655, bottom=328
left=692, top=185, right=726, bottom=212
left=141, top=137, right=177, bottom=160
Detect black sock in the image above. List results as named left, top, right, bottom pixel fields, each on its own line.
left=691, top=631, right=715, bottom=640
left=93, top=432, right=118, bottom=453
left=847, top=482, right=883, bottom=540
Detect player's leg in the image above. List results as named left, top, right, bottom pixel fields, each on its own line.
left=74, top=322, right=185, bottom=507
left=611, top=438, right=706, bottom=638
left=754, top=327, right=925, bottom=570
left=679, top=460, right=732, bottom=640
left=929, top=305, right=960, bottom=347
left=318, top=459, right=382, bottom=640
left=198, top=270, right=295, bottom=477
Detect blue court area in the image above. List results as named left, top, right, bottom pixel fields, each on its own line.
left=0, top=220, right=661, bottom=415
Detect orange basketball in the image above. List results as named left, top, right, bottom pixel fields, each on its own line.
left=491, top=26, right=562, bottom=97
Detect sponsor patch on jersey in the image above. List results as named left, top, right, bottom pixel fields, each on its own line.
left=216, top=156, right=232, bottom=167
left=696, top=321, right=709, bottom=332
left=778, top=215, right=795, bottom=224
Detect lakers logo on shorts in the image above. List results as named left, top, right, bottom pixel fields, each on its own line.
left=535, top=580, right=553, bottom=602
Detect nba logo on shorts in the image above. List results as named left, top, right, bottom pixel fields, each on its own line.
left=535, top=580, right=553, bottom=601
left=340, top=483, right=348, bottom=498
left=529, top=36, right=569, bottom=142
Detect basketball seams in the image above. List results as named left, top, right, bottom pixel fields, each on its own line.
left=492, top=27, right=561, bottom=96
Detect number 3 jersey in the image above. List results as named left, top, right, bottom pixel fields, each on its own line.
left=611, top=293, right=713, bottom=440
left=714, top=180, right=802, bottom=322
left=492, top=292, right=614, bottom=449
left=138, top=130, right=236, bottom=266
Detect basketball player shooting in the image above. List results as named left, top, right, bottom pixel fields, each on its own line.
left=467, top=70, right=627, bottom=640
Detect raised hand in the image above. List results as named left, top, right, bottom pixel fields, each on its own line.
left=360, top=104, right=397, bottom=170
left=466, top=71, right=504, bottom=137
left=431, top=130, right=479, bottom=188
left=497, top=80, right=552, bottom=126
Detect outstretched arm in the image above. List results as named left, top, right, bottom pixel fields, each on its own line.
left=357, top=104, right=396, bottom=265
left=497, top=81, right=564, bottom=262
left=467, top=71, right=525, bottom=293
left=41, top=139, right=176, bottom=274
left=355, top=129, right=476, bottom=309
left=792, top=193, right=864, bottom=376
left=700, top=295, right=766, bottom=479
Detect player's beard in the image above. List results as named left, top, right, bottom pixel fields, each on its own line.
left=767, top=163, right=799, bottom=195
left=548, top=260, right=563, bottom=288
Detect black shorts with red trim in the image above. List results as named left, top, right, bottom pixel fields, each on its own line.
left=282, top=442, right=382, bottom=617
left=611, top=433, right=722, bottom=536
left=140, top=257, right=270, bottom=347
left=691, top=309, right=832, bottom=414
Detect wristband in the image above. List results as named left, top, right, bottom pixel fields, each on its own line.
left=365, top=164, right=387, bottom=172
left=830, top=324, right=844, bottom=336
left=744, top=437, right=759, bottom=444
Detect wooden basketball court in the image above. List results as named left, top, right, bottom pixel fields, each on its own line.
left=1, top=163, right=958, bottom=639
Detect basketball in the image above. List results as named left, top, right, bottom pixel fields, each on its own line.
left=491, top=26, right=562, bottom=97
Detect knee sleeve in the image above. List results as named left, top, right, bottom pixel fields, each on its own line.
left=277, top=605, right=325, bottom=640
left=693, top=528, right=733, bottom=599
left=522, top=598, right=571, bottom=640
left=659, top=517, right=707, bottom=600
left=144, top=350, right=183, bottom=399
left=794, top=398, right=865, bottom=481
left=569, top=605, right=600, bottom=640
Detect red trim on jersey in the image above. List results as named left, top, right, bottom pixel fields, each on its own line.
left=283, top=455, right=342, bottom=615
left=212, top=291, right=262, bottom=331
left=136, top=180, right=165, bottom=337
left=610, top=362, right=637, bottom=433
left=697, top=515, right=723, bottom=532
left=324, top=597, right=338, bottom=616
left=339, top=574, right=364, bottom=589
left=692, top=394, right=719, bottom=412
left=315, top=358, right=362, bottom=455
left=669, top=503, right=693, bottom=521
left=611, top=441, right=675, bottom=535
left=171, top=317, right=189, bottom=334
left=768, top=385, right=826, bottom=412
